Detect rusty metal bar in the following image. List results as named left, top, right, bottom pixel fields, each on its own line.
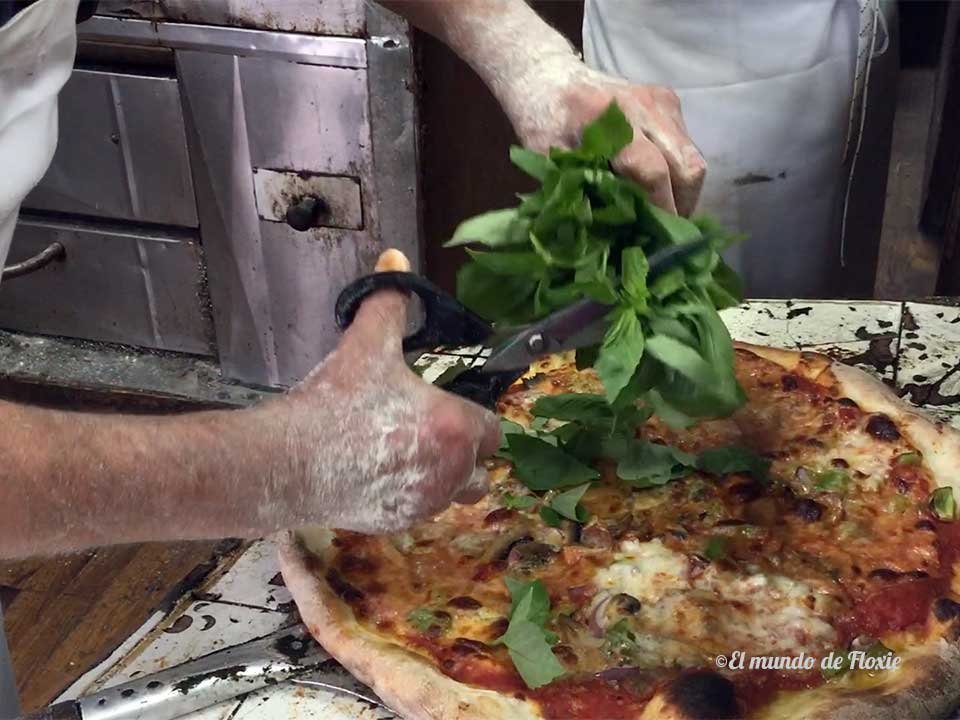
left=1, top=242, right=65, bottom=281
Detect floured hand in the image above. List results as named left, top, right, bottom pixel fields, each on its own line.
left=511, top=70, right=706, bottom=217
left=259, top=250, right=502, bottom=534
left=380, top=0, right=705, bottom=216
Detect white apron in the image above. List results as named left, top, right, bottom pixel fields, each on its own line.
left=0, top=0, right=78, bottom=280
left=0, top=3, right=78, bottom=713
left=583, top=0, right=886, bottom=298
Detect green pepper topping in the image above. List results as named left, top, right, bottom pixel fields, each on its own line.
left=930, top=487, right=956, bottom=521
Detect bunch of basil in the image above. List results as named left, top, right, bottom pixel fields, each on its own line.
left=446, top=102, right=746, bottom=425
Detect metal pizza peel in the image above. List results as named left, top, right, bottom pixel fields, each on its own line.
left=18, top=624, right=385, bottom=720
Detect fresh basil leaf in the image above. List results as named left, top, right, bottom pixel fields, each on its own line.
left=708, top=258, right=743, bottom=308
left=555, top=425, right=605, bottom=465
left=645, top=309, right=744, bottom=418
left=539, top=506, right=563, bottom=527
left=465, top=249, right=547, bottom=277
left=596, top=307, right=645, bottom=403
left=643, top=389, right=697, bottom=429
left=530, top=415, right=550, bottom=431
left=503, top=493, right=538, bottom=510
left=616, top=440, right=695, bottom=487
left=648, top=316, right=698, bottom=345
left=621, top=247, right=650, bottom=311
left=547, top=483, right=592, bottom=522
left=449, top=100, right=748, bottom=427
left=507, top=434, right=600, bottom=491
left=510, top=146, right=554, bottom=181
left=499, top=618, right=565, bottom=688
left=649, top=266, right=688, bottom=300
left=697, top=446, right=770, bottom=481
left=446, top=208, right=527, bottom=248
left=579, top=100, right=633, bottom=159
left=504, top=577, right=551, bottom=625
left=576, top=345, right=600, bottom=370
left=591, top=173, right=641, bottom=225
left=456, top=263, right=537, bottom=323
left=641, top=203, right=703, bottom=246
left=532, top=394, right=614, bottom=428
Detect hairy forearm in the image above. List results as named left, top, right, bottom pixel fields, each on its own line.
left=0, top=399, right=287, bottom=559
left=380, top=0, right=585, bottom=139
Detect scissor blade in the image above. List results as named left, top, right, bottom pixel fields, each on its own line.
left=481, top=299, right=612, bottom=373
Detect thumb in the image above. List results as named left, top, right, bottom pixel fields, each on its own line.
left=350, top=249, right=411, bottom=344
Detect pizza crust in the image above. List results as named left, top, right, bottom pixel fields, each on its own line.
left=278, top=528, right=541, bottom=720
left=735, top=342, right=960, bottom=719
left=282, top=344, right=960, bottom=720
left=736, top=341, right=960, bottom=501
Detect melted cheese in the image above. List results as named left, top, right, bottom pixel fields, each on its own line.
left=594, top=539, right=837, bottom=664
left=831, top=429, right=899, bottom=492
left=595, top=539, right=690, bottom=604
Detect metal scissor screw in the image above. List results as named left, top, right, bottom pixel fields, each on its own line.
left=527, top=333, right=546, bottom=355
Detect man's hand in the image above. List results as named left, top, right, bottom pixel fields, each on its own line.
left=260, top=249, right=501, bottom=534
left=512, top=70, right=705, bottom=217
left=379, top=0, right=705, bottom=216
left=0, top=250, right=500, bottom=558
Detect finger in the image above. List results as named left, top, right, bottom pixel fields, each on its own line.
left=630, top=88, right=706, bottom=216
left=612, top=136, right=677, bottom=214
left=453, top=465, right=490, bottom=505
left=350, top=248, right=412, bottom=343
left=471, top=405, right=503, bottom=459
left=642, top=122, right=706, bottom=218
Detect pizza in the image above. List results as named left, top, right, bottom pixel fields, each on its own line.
left=279, top=343, right=960, bottom=719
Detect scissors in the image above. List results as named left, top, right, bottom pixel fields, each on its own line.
left=335, top=240, right=709, bottom=409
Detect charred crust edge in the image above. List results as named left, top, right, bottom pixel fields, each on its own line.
left=664, top=670, right=739, bottom=719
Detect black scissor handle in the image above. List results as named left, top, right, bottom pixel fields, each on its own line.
left=335, top=271, right=492, bottom=353
left=441, top=366, right=526, bottom=410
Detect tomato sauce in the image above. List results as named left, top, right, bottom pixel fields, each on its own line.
left=937, top=519, right=960, bottom=568
left=836, top=576, right=947, bottom=641
left=732, top=667, right=823, bottom=715
left=531, top=677, right=652, bottom=720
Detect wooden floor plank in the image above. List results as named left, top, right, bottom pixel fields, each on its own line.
left=0, top=540, right=227, bottom=710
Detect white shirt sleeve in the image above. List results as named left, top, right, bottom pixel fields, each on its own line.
left=0, top=0, right=79, bottom=275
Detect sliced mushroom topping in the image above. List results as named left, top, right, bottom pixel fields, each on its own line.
left=507, top=541, right=558, bottom=572
left=447, top=596, right=482, bottom=610
left=491, top=534, right=532, bottom=563
left=793, top=498, right=823, bottom=522
left=553, top=643, right=579, bottom=666
left=452, top=638, right=489, bottom=655
left=866, top=414, right=900, bottom=441
left=781, top=375, right=799, bottom=391
left=934, top=598, right=960, bottom=622
left=611, top=593, right=642, bottom=615
left=728, top=482, right=762, bottom=503
left=580, top=523, right=613, bottom=549
left=744, top=497, right=778, bottom=526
